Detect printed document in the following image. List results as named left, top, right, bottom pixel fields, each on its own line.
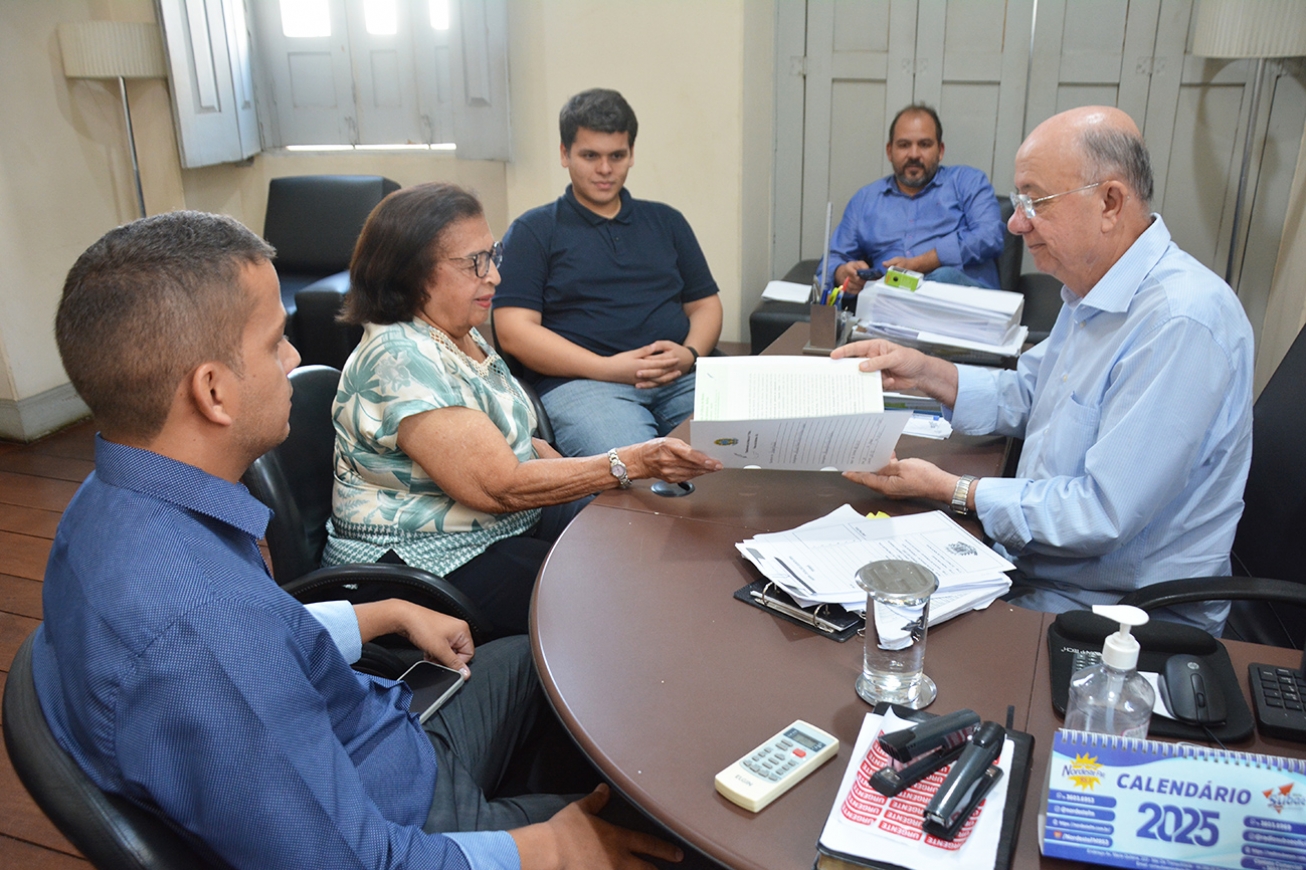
left=692, top=357, right=911, bottom=471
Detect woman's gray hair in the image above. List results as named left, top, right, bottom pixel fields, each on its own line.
left=1079, top=127, right=1153, bottom=206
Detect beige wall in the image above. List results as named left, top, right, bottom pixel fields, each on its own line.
left=0, top=0, right=764, bottom=441
left=182, top=153, right=507, bottom=239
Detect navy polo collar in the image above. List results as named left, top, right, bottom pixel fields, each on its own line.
left=562, top=185, right=634, bottom=225
left=93, top=435, right=272, bottom=540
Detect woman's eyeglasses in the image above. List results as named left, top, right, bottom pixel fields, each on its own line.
left=448, top=241, right=503, bottom=278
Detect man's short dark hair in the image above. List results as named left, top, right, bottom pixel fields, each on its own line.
left=888, top=104, right=943, bottom=144
left=341, top=182, right=484, bottom=326
left=1079, top=127, right=1154, bottom=206
left=56, top=211, right=273, bottom=442
left=559, top=88, right=638, bottom=151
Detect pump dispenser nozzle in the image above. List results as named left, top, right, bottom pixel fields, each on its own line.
left=1092, top=604, right=1149, bottom=671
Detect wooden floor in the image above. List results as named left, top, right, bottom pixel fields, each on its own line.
left=0, top=420, right=95, bottom=868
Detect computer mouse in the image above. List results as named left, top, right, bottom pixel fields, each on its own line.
left=1162, top=654, right=1227, bottom=725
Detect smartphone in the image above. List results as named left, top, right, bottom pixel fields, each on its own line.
left=399, top=660, right=465, bottom=723
left=856, top=268, right=883, bottom=281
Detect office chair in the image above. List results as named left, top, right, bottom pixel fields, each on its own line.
left=262, top=175, right=399, bottom=346
left=241, top=365, right=496, bottom=643
left=1015, top=273, right=1062, bottom=344
left=4, top=633, right=226, bottom=870
left=1119, top=322, right=1306, bottom=647
left=484, top=315, right=557, bottom=445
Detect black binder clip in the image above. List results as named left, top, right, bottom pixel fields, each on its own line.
left=922, top=720, right=1006, bottom=841
left=868, top=708, right=980, bottom=797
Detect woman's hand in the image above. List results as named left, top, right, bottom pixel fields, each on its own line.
left=621, top=438, right=723, bottom=483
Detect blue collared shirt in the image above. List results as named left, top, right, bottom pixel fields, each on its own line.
left=822, top=165, right=1005, bottom=290
left=951, top=216, right=1254, bottom=634
left=31, top=437, right=517, bottom=870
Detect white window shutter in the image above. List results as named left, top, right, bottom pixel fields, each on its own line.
left=159, top=0, right=260, bottom=167
left=448, top=0, right=510, bottom=160
left=249, top=0, right=357, bottom=146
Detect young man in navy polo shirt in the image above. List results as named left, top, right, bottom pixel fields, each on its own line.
left=494, top=88, right=723, bottom=459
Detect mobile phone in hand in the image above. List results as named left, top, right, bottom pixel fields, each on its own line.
left=399, top=660, right=464, bottom=723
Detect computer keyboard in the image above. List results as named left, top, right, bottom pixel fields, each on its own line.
left=1249, top=663, right=1306, bottom=742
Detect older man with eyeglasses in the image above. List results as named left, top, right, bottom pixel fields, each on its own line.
left=833, top=106, right=1254, bottom=636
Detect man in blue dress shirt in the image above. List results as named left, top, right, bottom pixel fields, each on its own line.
left=31, top=211, right=682, bottom=870
left=834, top=106, right=1254, bottom=636
left=494, top=89, right=723, bottom=459
left=823, top=104, right=1006, bottom=293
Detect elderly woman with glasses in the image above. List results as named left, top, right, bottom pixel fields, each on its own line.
left=324, top=183, right=721, bottom=637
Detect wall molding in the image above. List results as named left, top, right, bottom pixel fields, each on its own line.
left=0, top=383, right=90, bottom=443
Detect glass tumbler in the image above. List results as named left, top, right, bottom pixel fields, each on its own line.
left=855, top=559, right=939, bottom=709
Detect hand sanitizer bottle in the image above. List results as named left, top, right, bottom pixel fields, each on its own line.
left=1064, top=604, right=1155, bottom=739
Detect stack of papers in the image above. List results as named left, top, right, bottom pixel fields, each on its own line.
left=855, top=279, right=1028, bottom=357
left=735, top=506, right=1013, bottom=644
left=760, top=279, right=813, bottom=304
left=692, top=357, right=911, bottom=472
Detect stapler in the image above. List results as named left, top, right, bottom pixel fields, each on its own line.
left=922, top=720, right=1006, bottom=840
left=868, top=708, right=980, bottom=797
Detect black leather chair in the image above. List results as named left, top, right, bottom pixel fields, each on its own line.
left=1119, top=323, right=1306, bottom=648
left=1016, top=272, right=1063, bottom=344
left=241, top=365, right=496, bottom=642
left=4, top=633, right=226, bottom=869
left=748, top=194, right=1024, bottom=354
left=263, top=175, right=399, bottom=347
left=294, top=278, right=364, bottom=371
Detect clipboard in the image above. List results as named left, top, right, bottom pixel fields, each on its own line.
left=733, top=579, right=862, bottom=642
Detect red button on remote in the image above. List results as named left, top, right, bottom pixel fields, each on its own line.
left=793, top=749, right=807, bottom=758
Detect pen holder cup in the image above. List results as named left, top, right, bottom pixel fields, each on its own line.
left=855, top=560, right=939, bottom=710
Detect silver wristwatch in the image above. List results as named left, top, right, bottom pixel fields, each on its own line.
left=951, top=475, right=977, bottom=515
left=607, top=449, right=631, bottom=489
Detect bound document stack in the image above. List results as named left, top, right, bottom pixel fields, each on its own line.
left=691, top=356, right=911, bottom=472
left=735, top=506, right=1013, bottom=634
left=855, top=279, right=1028, bottom=359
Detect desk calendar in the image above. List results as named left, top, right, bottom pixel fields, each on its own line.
left=1042, top=729, right=1306, bottom=870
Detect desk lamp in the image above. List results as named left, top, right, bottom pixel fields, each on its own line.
left=1190, top=0, right=1306, bottom=286
left=57, top=21, right=168, bottom=219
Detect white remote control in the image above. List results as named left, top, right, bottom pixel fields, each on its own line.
left=713, top=719, right=840, bottom=812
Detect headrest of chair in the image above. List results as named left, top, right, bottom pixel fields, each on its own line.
left=263, top=175, right=399, bottom=273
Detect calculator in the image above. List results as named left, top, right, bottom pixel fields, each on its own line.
left=1249, top=663, right=1306, bottom=743
left=713, top=720, right=839, bottom=812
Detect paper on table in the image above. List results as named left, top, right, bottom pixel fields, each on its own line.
left=692, top=357, right=910, bottom=472
left=761, top=279, right=812, bottom=303
left=737, top=510, right=1015, bottom=602
left=818, top=710, right=1013, bottom=868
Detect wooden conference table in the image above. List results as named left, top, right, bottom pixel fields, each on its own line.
left=529, top=325, right=1304, bottom=870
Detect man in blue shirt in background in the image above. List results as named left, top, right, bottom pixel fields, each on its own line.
left=834, top=106, right=1253, bottom=636
left=823, top=104, right=1005, bottom=294
left=494, top=89, right=723, bottom=459
left=31, top=211, right=683, bottom=870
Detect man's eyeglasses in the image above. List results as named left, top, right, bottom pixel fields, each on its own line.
left=1009, top=182, right=1103, bottom=220
left=448, top=241, right=503, bottom=278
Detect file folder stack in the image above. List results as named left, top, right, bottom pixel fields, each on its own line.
left=855, top=279, right=1028, bottom=359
